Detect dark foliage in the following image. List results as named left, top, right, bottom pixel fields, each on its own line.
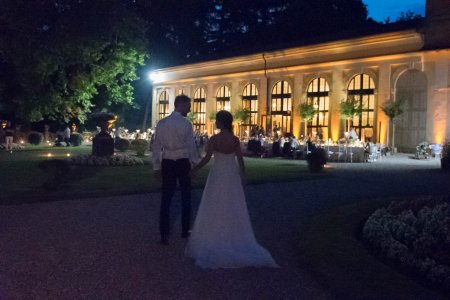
left=130, top=139, right=148, bottom=156
left=27, top=131, right=43, bottom=145
left=115, top=138, right=131, bottom=151
left=69, top=132, right=83, bottom=147
left=306, top=148, right=327, bottom=172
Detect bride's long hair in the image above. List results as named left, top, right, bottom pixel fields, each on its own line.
left=216, top=110, right=233, bottom=132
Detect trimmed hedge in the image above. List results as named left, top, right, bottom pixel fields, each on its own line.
left=363, top=196, right=450, bottom=292
left=70, top=132, right=83, bottom=146
left=130, top=139, right=148, bottom=156
left=28, top=131, right=44, bottom=145
left=115, top=138, right=130, bottom=151
left=67, top=154, right=146, bottom=166
left=306, top=148, right=327, bottom=173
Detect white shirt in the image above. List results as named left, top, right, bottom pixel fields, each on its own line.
left=64, top=127, right=71, bottom=138
left=348, top=130, right=358, bottom=140
left=152, top=111, right=199, bottom=170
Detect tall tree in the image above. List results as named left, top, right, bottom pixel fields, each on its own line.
left=0, top=0, right=148, bottom=123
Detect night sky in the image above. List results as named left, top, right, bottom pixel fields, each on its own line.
left=363, top=0, right=425, bottom=21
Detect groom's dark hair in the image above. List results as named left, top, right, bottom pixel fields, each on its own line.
left=174, top=94, right=190, bottom=107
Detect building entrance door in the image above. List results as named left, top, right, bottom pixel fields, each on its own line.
left=395, top=70, right=428, bottom=152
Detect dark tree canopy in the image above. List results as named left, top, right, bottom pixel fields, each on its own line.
left=0, top=0, right=383, bottom=125
left=0, top=0, right=148, bottom=123
left=141, top=0, right=373, bottom=67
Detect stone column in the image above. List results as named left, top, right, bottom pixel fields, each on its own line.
left=206, top=82, right=216, bottom=135
left=258, top=75, right=269, bottom=132
left=292, top=73, right=303, bottom=139
left=378, top=63, right=391, bottom=145
left=330, top=68, right=345, bottom=142
left=168, top=86, right=176, bottom=112
left=428, top=54, right=449, bottom=143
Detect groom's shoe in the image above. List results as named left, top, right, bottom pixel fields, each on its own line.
left=181, top=231, right=191, bottom=238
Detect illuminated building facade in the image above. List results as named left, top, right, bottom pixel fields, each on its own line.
left=151, top=0, right=450, bottom=152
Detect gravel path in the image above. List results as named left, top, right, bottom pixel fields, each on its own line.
left=1, top=154, right=449, bottom=299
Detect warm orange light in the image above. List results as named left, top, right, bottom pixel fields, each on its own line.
left=107, top=116, right=118, bottom=129
left=434, top=126, right=446, bottom=144
left=331, top=128, right=339, bottom=143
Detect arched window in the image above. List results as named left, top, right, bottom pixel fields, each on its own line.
left=176, top=88, right=185, bottom=96
left=158, top=90, right=169, bottom=120
left=216, top=86, right=231, bottom=111
left=242, top=83, right=258, bottom=126
left=271, top=80, right=292, bottom=134
left=193, top=88, right=206, bottom=132
left=307, top=78, right=329, bottom=140
left=347, top=74, right=375, bottom=138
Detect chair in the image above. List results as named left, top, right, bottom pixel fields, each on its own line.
left=336, top=143, right=346, bottom=162
left=347, top=145, right=354, bottom=163
left=431, top=144, right=443, bottom=160
left=369, top=144, right=380, bottom=162
left=326, top=145, right=334, bottom=160
left=375, top=143, right=382, bottom=160
left=302, top=143, right=312, bottom=159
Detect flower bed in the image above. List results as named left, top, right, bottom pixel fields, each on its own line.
left=0, top=143, right=25, bottom=150
left=67, top=154, right=147, bottom=166
left=363, top=196, right=450, bottom=291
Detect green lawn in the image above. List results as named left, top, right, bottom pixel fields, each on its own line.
left=0, top=145, right=315, bottom=204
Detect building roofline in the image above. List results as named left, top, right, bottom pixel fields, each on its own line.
left=151, top=29, right=423, bottom=83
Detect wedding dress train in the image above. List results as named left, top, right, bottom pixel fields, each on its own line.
left=185, top=152, right=278, bottom=269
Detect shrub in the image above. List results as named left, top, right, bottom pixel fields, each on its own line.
left=363, top=196, right=450, bottom=292
left=67, top=154, right=147, bottom=166
left=28, top=131, right=43, bottom=145
left=306, top=148, right=327, bottom=173
left=130, top=139, right=148, bottom=156
left=115, top=138, right=130, bottom=151
left=70, top=132, right=83, bottom=146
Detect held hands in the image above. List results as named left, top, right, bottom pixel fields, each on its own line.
left=189, top=167, right=199, bottom=178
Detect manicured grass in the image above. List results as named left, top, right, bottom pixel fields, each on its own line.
left=297, top=199, right=446, bottom=299
left=0, top=145, right=316, bottom=204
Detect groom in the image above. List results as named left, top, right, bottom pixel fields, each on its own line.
left=152, top=95, right=199, bottom=245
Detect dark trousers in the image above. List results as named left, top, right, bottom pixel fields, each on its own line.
left=160, top=158, right=191, bottom=239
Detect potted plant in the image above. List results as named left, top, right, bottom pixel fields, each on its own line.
left=340, top=97, right=362, bottom=132
left=233, top=107, right=251, bottom=139
left=306, top=148, right=327, bottom=173
left=298, top=102, right=316, bottom=137
left=381, top=98, right=405, bottom=154
left=186, top=112, right=198, bottom=124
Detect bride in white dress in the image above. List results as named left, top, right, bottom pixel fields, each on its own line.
left=185, top=110, right=278, bottom=269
